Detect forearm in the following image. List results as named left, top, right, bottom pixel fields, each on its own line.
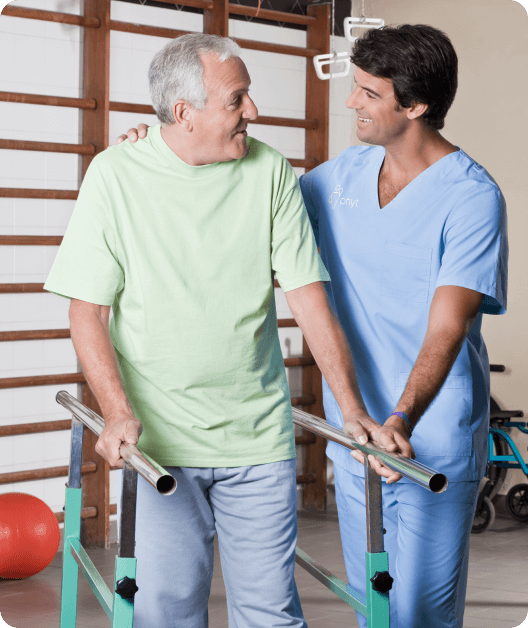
left=286, top=283, right=366, bottom=416
left=394, top=326, right=467, bottom=427
left=69, top=301, right=133, bottom=423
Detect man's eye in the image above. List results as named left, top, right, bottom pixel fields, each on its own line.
left=365, top=91, right=376, bottom=100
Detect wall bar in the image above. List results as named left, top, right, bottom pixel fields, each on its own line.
left=154, top=0, right=213, bottom=9
left=233, top=37, right=319, bottom=58
left=0, top=139, right=95, bottom=155
left=285, top=357, right=316, bottom=368
left=0, top=189, right=78, bottom=199
left=0, top=236, right=63, bottom=246
left=1, top=5, right=101, bottom=28
left=288, top=158, right=318, bottom=168
left=278, top=318, right=298, bottom=328
left=55, top=506, right=98, bottom=524
left=110, top=20, right=191, bottom=39
left=0, top=373, right=86, bottom=389
left=0, top=462, right=96, bottom=485
left=0, top=419, right=72, bottom=437
left=291, top=394, right=315, bottom=406
left=228, top=3, right=316, bottom=26
left=0, top=329, right=70, bottom=342
left=0, top=91, right=97, bottom=110
left=0, top=283, right=45, bottom=293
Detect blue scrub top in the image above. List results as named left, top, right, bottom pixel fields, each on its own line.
left=300, top=146, right=508, bottom=482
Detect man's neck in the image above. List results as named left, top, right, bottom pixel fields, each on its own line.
left=161, top=124, right=207, bottom=166
left=381, top=126, right=458, bottom=183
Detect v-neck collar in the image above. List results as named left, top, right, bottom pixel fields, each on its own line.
left=373, top=147, right=462, bottom=211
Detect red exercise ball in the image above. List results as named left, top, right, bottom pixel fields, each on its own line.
left=0, top=493, right=60, bottom=579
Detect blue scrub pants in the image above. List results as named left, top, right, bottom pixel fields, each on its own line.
left=334, top=463, right=479, bottom=628
left=117, top=459, right=306, bottom=628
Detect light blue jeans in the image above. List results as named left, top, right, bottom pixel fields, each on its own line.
left=334, top=463, right=479, bottom=628
left=117, top=459, right=306, bottom=628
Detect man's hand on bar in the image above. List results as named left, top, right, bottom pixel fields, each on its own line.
left=116, top=123, right=150, bottom=145
left=95, top=414, right=143, bottom=469
left=345, top=413, right=415, bottom=483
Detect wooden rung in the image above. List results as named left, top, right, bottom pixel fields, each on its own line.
left=277, top=318, right=298, bottom=328
left=0, top=461, right=96, bottom=485
left=284, top=357, right=316, bottom=368
left=233, top=37, right=320, bottom=59
left=108, top=102, right=317, bottom=131
left=0, top=139, right=95, bottom=155
left=287, top=158, right=319, bottom=169
left=295, top=434, right=317, bottom=446
left=1, top=6, right=101, bottom=28
left=0, top=91, right=97, bottom=110
left=291, top=394, right=316, bottom=406
left=0, top=419, right=72, bottom=438
left=0, top=283, right=45, bottom=293
left=0, top=188, right=78, bottom=199
left=0, top=236, right=63, bottom=246
left=254, top=116, right=318, bottom=130
left=110, top=20, right=190, bottom=40
left=228, top=3, right=316, bottom=26
left=154, top=0, right=213, bottom=9
left=0, top=329, right=70, bottom=342
left=0, top=372, right=86, bottom=390
left=296, top=474, right=316, bottom=485
left=55, top=506, right=97, bottom=523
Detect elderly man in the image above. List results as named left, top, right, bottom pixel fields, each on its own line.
left=45, top=34, right=411, bottom=628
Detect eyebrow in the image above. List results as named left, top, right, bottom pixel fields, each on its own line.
left=229, top=83, right=251, bottom=99
left=353, top=77, right=382, bottom=99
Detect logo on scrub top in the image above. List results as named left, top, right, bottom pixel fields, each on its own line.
left=328, top=184, right=359, bottom=209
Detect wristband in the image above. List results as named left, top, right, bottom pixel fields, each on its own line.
left=389, top=411, right=413, bottom=435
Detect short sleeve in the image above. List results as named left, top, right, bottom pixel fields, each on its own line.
left=44, top=157, right=124, bottom=306
left=299, top=170, right=320, bottom=246
left=436, top=186, right=508, bottom=315
left=271, top=162, right=329, bottom=292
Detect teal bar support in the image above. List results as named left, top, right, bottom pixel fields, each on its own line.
left=69, top=538, right=113, bottom=619
left=366, top=552, right=390, bottom=628
left=295, top=547, right=367, bottom=617
left=60, top=488, right=82, bottom=628
left=112, top=556, right=137, bottom=628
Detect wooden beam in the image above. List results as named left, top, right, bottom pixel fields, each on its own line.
left=0, top=329, right=70, bottom=342
left=83, top=0, right=111, bottom=177
left=0, top=91, right=96, bottom=110
left=301, top=5, right=330, bottom=511
left=110, top=20, right=190, bottom=40
left=0, top=462, right=96, bottom=485
left=0, top=189, right=78, bottom=200
left=291, top=394, right=315, bottom=407
left=233, top=37, right=319, bottom=59
left=1, top=5, right=100, bottom=28
left=0, top=236, right=63, bottom=246
left=277, top=318, right=298, bottom=328
left=55, top=506, right=98, bottom=524
left=0, top=140, right=95, bottom=155
left=81, top=385, right=111, bottom=549
left=204, top=0, right=228, bottom=37
left=284, top=357, right=316, bottom=368
left=152, top=0, right=213, bottom=9
left=296, top=474, right=316, bottom=485
left=0, top=283, right=46, bottom=293
left=288, top=158, right=319, bottom=169
left=0, top=372, right=86, bottom=389
left=0, top=419, right=72, bottom=437
left=228, top=3, right=315, bottom=26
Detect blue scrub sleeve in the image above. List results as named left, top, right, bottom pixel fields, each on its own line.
left=435, top=186, right=507, bottom=315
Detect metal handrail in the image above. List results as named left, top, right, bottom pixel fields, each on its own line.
left=292, top=407, right=448, bottom=493
left=56, top=391, right=176, bottom=496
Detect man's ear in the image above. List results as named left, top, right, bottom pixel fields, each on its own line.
left=173, top=100, right=193, bottom=131
left=407, top=102, right=428, bottom=121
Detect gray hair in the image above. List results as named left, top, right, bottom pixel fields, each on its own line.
left=149, top=34, right=242, bottom=125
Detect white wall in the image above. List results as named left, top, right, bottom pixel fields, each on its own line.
left=0, top=0, right=353, bottom=520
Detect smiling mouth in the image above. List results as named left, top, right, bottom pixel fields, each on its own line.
left=358, top=116, right=372, bottom=124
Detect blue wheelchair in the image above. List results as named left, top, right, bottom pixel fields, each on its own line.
left=472, top=364, right=527, bottom=533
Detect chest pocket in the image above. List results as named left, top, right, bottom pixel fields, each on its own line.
left=381, top=241, right=432, bottom=303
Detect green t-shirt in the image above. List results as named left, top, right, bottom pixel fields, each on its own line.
left=45, top=125, right=329, bottom=467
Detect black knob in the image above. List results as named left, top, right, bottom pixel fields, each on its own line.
left=370, top=571, right=393, bottom=593
left=115, top=576, right=139, bottom=599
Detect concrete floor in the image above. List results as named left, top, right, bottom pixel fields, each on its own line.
left=1, top=497, right=527, bottom=628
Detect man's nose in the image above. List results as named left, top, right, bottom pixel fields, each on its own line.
left=243, top=94, right=258, bottom=121
left=346, top=86, right=361, bottom=109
